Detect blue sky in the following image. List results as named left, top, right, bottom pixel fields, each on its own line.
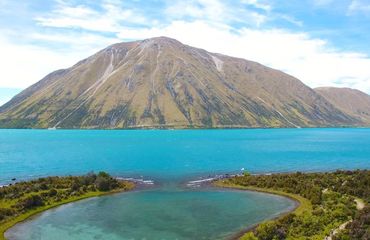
left=1, top=0, right=370, bottom=105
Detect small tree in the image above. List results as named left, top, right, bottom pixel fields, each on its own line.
left=255, top=221, right=286, bottom=240
left=240, top=232, right=258, bottom=240
left=95, top=176, right=110, bottom=191
left=98, top=171, right=110, bottom=178
left=48, top=188, right=57, bottom=197
left=20, top=195, right=44, bottom=209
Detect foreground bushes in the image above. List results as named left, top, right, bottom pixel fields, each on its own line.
left=334, top=206, right=370, bottom=240
left=0, top=208, right=14, bottom=221
left=228, top=170, right=369, bottom=240
left=0, top=172, right=133, bottom=223
left=18, top=195, right=44, bottom=210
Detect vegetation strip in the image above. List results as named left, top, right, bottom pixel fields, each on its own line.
left=0, top=172, right=135, bottom=240
left=215, top=170, right=369, bottom=240
left=215, top=182, right=311, bottom=216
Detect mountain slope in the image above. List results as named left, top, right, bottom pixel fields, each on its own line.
left=0, top=37, right=361, bottom=129
left=315, top=87, right=370, bottom=124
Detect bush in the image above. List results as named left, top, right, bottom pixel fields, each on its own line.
left=71, top=181, right=81, bottom=191
left=226, top=170, right=370, bottom=240
left=95, top=176, right=110, bottom=191
left=48, top=188, right=57, bottom=197
left=97, top=171, right=110, bottom=178
left=81, top=172, right=96, bottom=186
left=94, top=172, right=118, bottom=191
left=19, top=194, right=44, bottom=210
left=240, top=232, right=258, bottom=240
left=336, top=206, right=370, bottom=240
left=255, top=221, right=285, bottom=240
left=0, top=208, right=14, bottom=221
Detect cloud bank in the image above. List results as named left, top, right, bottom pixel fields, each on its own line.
left=0, top=0, right=369, bottom=94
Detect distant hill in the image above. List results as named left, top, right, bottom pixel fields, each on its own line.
left=315, top=87, right=370, bottom=124
left=0, top=37, right=365, bottom=129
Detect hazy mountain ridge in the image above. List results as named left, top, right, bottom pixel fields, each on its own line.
left=315, top=87, right=370, bottom=123
left=0, top=37, right=367, bottom=129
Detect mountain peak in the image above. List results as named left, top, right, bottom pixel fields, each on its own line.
left=0, top=38, right=365, bottom=129
left=138, top=36, right=184, bottom=49
left=109, top=36, right=181, bottom=49
left=142, top=36, right=181, bottom=43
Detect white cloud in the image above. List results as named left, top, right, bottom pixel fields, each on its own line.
left=118, top=20, right=370, bottom=93
left=277, top=14, right=303, bottom=27
left=30, top=32, right=119, bottom=51
left=0, top=0, right=369, bottom=95
left=0, top=34, right=116, bottom=88
left=348, top=0, right=370, bottom=15
left=1, top=19, right=370, bottom=94
left=164, top=0, right=268, bottom=27
left=35, top=0, right=148, bottom=32
left=241, top=0, right=272, bottom=11
left=0, top=37, right=75, bottom=89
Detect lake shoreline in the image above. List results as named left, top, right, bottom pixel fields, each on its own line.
left=216, top=170, right=369, bottom=239
left=2, top=175, right=305, bottom=240
left=1, top=126, right=370, bottom=130
left=1, top=178, right=136, bottom=240
left=213, top=180, right=312, bottom=240
left=3, top=171, right=367, bottom=240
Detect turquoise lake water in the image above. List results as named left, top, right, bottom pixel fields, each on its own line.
left=1, top=128, right=370, bottom=183
left=1, top=128, right=370, bottom=239
left=5, top=188, right=295, bottom=240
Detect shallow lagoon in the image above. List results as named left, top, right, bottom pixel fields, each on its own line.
left=5, top=188, right=295, bottom=240
left=2, top=129, right=370, bottom=239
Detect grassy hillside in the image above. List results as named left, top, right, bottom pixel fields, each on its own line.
left=0, top=37, right=360, bottom=129
left=316, top=87, right=370, bottom=124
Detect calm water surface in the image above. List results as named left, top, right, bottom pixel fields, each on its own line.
left=1, top=129, right=370, bottom=239
left=5, top=188, right=295, bottom=240
left=1, top=128, right=370, bottom=183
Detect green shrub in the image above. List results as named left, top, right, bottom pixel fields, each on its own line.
left=95, top=176, right=110, bottom=191
left=48, top=189, right=57, bottom=197
left=0, top=208, right=14, bottom=221
left=19, top=194, right=44, bottom=210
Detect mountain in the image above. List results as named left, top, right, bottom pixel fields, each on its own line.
left=0, top=37, right=363, bottom=129
left=315, top=87, right=370, bottom=124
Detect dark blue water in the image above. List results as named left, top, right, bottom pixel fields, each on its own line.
left=2, top=129, right=370, bottom=240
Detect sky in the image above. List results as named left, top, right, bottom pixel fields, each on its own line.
left=0, top=0, right=370, bottom=105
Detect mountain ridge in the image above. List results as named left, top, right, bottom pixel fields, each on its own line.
left=315, top=87, right=370, bottom=124
left=0, top=36, right=368, bottom=129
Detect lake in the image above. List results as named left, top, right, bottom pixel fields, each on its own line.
left=2, top=128, right=370, bottom=239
